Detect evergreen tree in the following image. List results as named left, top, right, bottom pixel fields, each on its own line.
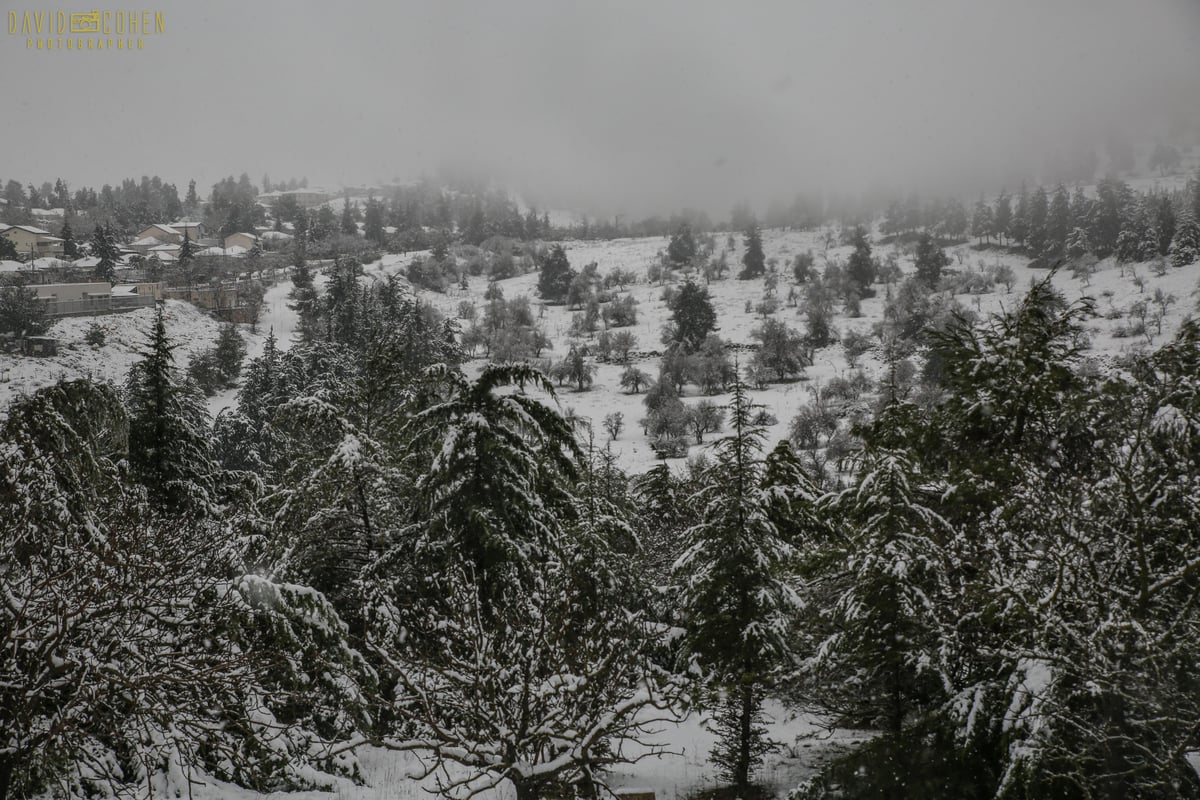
left=739, top=224, right=765, bottom=279
left=1065, top=226, right=1091, bottom=261
left=58, top=218, right=78, bottom=259
left=1028, top=186, right=1049, bottom=254
left=537, top=243, right=574, bottom=303
left=363, top=196, right=385, bottom=244
left=1045, top=184, right=1071, bottom=256
left=942, top=197, right=969, bottom=241
left=846, top=226, right=875, bottom=289
left=363, top=365, right=680, bottom=800
left=675, top=378, right=798, bottom=791
left=1170, top=213, right=1200, bottom=268
left=90, top=223, right=120, bottom=283
left=667, top=279, right=718, bottom=351
left=913, top=231, right=949, bottom=288
left=341, top=197, right=358, bottom=235
left=0, top=235, right=18, bottom=261
left=668, top=221, right=697, bottom=265
left=992, top=191, right=1012, bottom=244
left=0, top=284, right=49, bottom=337
left=1193, top=167, right=1200, bottom=223
left=125, top=305, right=220, bottom=516
left=178, top=229, right=196, bottom=267
left=1155, top=194, right=1176, bottom=257
left=971, top=197, right=994, bottom=245
left=213, top=323, right=246, bottom=385
left=1091, top=176, right=1128, bottom=257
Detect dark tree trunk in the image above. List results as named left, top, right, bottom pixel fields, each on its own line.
left=0, top=754, right=14, bottom=800
left=512, top=777, right=541, bottom=800
left=736, top=682, right=754, bottom=790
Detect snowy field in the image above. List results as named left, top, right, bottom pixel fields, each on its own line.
left=3, top=229, right=1199, bottom=475
left=399, top=229, right=1200, bottom=474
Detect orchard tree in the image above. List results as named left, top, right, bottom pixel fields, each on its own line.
left=750, top=317, right=808, bottom=381
left=620, top=365, right=653, bottom=394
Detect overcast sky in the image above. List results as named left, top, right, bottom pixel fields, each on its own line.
left=2, top=0, right=1199, bottom=216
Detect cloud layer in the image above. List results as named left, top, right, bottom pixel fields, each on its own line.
left=3, top=0, right=1198, bottom=216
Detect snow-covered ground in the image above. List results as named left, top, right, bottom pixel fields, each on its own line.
left=403, top=229, right=1200, bottom=474
left=6, top=229, right=1197, bottom=475
left=159, top=702, right=865, bottom=800
left=0, top=300, right=224, bottom=415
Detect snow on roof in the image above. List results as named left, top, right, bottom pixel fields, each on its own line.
left=142, top=223, right=179, bottom=236
left=132, top=236, right=163, bottom=247
left=31, top=257, right=70, bottom=269
left=148, top=243, right=180, bottom=251
left=0, top=260, right=26, bottom=272
left=73, top=256, right=100, bottom=268
left=196, top=245, right=250, bottom=257
left=111, top=285, right=138, bottom=297
left=169, top=221, right=203, bottom=228
left=4, top=224, right=52, bottom=235
left=260, top=230, right=293, bottom=240
left=31, top=207, right=64, bottom=217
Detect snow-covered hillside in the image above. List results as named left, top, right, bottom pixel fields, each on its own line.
left=5, top=229, right=1198, bottom=477
left=0, top=301, right=225, bottom=414
left=401, top=229, right=1200, bottom=474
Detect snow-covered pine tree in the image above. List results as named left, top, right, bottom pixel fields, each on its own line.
left=537, top=243, right=574, bottom=304
left=125, top=304, right=221, bottom=517
left=846, top=226, right=876, bottom=289
left=289, top=256, right=321, bottom=343
left=922, top=271, right=1097, bottom=514
left=59, top=218, right=78, bottom=259
left=90, top=223, right=120, bottom=283
left=673, top=377, right=799, bottom=791
left=361, top=364, right=682, bottom=800
left=801, top=445, right=957, bottom=792
left=266, top=392, right=405, bottom=619
left=913, top=231, right=949, bottom=288
left=0, top=380, right=367, bottom=800
left=1169, top=212, right=1200, bottom=267
left=668, top=221, right=697, bottom=266
left=739, top=224, right=765, bottom=279
left=958, top=332, right=1200, bottom=797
